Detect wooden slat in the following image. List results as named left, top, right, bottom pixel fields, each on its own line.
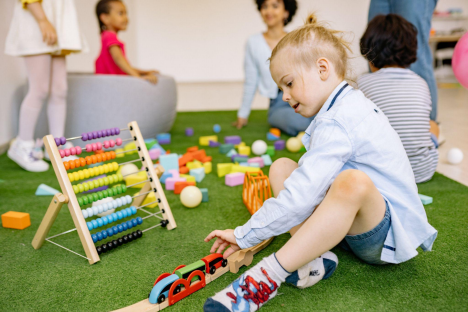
left=32, top=193, right=68, bottom=249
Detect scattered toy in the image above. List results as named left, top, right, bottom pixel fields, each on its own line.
left=180, top=186, right=203, bottom=208
left=1, top=211, right=31, bottom=230
left=35, top=183, right=60, bottom=196
left=251, top=140, right=267, bottom=156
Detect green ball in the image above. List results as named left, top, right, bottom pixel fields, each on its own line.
left=107, top=188, right=114, bottom=196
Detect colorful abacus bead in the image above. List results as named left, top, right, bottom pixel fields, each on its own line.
left=116, top=138, right=122, bottom=146
left=59, top=150, right=65, bottom=158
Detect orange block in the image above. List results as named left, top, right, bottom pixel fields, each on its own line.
left=192, top=149, right=207, bottom=162
left=179, top=166, right=189, bottom=174
left=187, top=146, right=198, bottom=153
left=178, top=154, right=194, bottom=167
left=1, top=211, right=31, bottom=230
left=269, top=128, right=281, bottom=137
left=174, top=181, right=196, bottom=194
left=201, top=156, right=212, bottom=163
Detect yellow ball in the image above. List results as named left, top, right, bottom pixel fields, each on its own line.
left=120, top=164, right=139, bottom=180
left=180, top=186, right=203, bottom=208
left=286, top=137, right=302, bottom=153
left=296, top=131, right=306, bottom=142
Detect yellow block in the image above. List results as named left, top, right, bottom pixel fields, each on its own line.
left=124, top=142, right=138, bottom=155
left=199, top=135, right=218, bottom=146
left=238, top=146, right=251, bottom=156
left=115, top=148, right=125, bottom=158
left=134, top=191, right=158, bottom=208
left=187, top=161, right=203, bottom=170
left=231, top=164, right=261, bottom=174
left=217, top=163, right=233, bottom=177
left=235, top=142, right=246, bottom=148
left=203, top=162, right=212, bottom=174
left=1, top=211, right=30, bottom=230
left=180, top=174, right=197, bottom=183
left=125, top=171, right=147, bottom=188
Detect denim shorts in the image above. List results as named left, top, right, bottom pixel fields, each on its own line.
left=339, top=202, right=391, bottom=265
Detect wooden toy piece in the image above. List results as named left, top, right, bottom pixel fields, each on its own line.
left=225, top=135, right=241, bottom=145
left=225, top=172, right=245, bottom=187
left=261, top=154, right=272, bottom=166
left=219, top=144, right=235, bottom=154
left=274, top=140, right=285, bottom=150
left=2, top=211, right=31, bottom=230
left=243, top=171, right=272, bottom=215
left=169, top=271, right=206, bottom=306
left=419, top=193, right=433, bottom=205
left=185, top=128, right=194, bottom=136
left=203, top=162, right=212, bottom=174
left=189, top=168, right=205, bottom=183
left=199, top=135, right=218, bottom=146
left=35, top=183, right=60, bottom=196
left=217, top=163, right=233, bottom=177
left=179, top=166, right=189, bottom=174
left=180, top=174, right=196, bottom=183
left=266, top=145, right=275, bottom=156
left=174, top=181, right=196, bottom=194
left=267, top=132, right=280, bottom=141
left=200, top=188, right=208, bottom=202
left=238, top=146, right=251, bottom=156
left=159, top=154, right=179, bottom=171
left=201, top=253, right=228, bottom=275
left=269, top=128, right=281, bottom=137
left=228, top=237, right=274, bottom=273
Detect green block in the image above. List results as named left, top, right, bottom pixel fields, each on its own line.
left=233, top=157, right=248, bottom=163
left=200, top=188, right=208, bottom=202
left=266, top=146, right=275, bottom=157
left=219, top=144, right=235, bottom=154
left=145, top=140, right=157, bottom=150
left=419, top=194, right=433, bottom=205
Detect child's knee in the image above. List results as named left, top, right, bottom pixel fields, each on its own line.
left=332, top=169, right=374, bottom=200
left=270, top=158, right=297, bottom=178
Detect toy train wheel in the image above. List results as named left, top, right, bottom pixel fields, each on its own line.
left=174, top=285, right=181, bottom=294
left=222, top=259, right=228, bottom=267
left=209, top=266, right=216, bottom=275
left=158, top=294, right=166, bottom=304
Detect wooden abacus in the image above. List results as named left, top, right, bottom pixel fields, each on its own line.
left=32, top=121, right=176, bottom=264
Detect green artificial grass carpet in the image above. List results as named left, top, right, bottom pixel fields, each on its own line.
left=0, top=110, right=467, bottom=312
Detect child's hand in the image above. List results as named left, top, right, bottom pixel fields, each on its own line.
left=204, top=229, right=240, bottom=258
left=38, top=20, right=57, bottom=45
left=141, top=73, right=158, bottom=84
left=232, top=117, right=248, bottom=129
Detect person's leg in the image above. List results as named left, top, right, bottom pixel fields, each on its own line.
left=392, top=0, right=438, bottom=120
left=47, top=56, right=67, bottom=138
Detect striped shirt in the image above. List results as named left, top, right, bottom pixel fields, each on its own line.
left=357, top=68, right=438, bottom=183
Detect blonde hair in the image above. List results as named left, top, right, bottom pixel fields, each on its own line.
left=271, top=13, right=352, bottom=79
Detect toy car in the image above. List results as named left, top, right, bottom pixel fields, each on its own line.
left=148, top=274, right=181, bottom=304
left=202, top=253, right=228, bottom=274
left=174, top=260, right=205, bottom=281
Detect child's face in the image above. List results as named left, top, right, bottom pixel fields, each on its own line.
left=104, top=1, right=128, bottom=31
left=259, top=0, right=288, bottom=28
left=271, top=51, right=335, bottom=118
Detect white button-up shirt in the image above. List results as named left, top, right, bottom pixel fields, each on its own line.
left=234, top=81, right=437, bottom=264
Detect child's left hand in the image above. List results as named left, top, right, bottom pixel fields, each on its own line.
left=204, top=229, right=240, bottom=258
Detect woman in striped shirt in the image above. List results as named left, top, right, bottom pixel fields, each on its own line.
left=358, top=14, right=439, bottom=183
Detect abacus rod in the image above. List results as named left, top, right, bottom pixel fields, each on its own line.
left=132, top=190, right=152, bottom=198
left=116, top=148, right=138, bottom=155
left=46, top=228, right=77, bottom=240
left=142, top=223, right=163, bottom=233
left=45, top=239, right=90, bottom=260
left=65, top=128, right=130, bottom=141
left=142, top=211, right=163, bottom=220
left=118, top=159, right=142, bottom=166
left=135, top=200, right=158, bottom=210
left=122, top=170, right=144, bottom=178
left=126, top=179, right=150, bottom=188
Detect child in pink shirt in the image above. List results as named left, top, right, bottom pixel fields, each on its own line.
left=95, top=0, right=158, bottom=83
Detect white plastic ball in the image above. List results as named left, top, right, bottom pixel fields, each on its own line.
left=180, top=186, right=203, bottom=208
left=286, top=137, right=302, bottom=153
left=120, top=164, right=139, bottom=180
left=252, top=140, right=268, bottom=155
left=447, top=148, right=464, bottom=165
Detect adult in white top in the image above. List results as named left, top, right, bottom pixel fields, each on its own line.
left=234, top=0, right=314, bottom=136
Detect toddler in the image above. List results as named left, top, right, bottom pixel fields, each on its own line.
left=203, top=14, right=437, bottom=311
left=95, top=0, right=158, bottom=84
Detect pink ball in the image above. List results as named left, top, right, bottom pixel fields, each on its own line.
left=59, top=150, right=65, bottom=158
left=86, top=144, right=92, bottom=152
left=109, top=140, right=115, bottom=147
left=104, top=141, right=110, bottom=149
left=75, top=146, right=82, bottom=155
left=96, top=142, right=102, bottom=150
left=70, top=147, right=76, bottom=155
left=453, top=32, right=468, bottom=89
left=92, top=143, right=97, bottom=151
left=65, top=149, right=71, bottom=157
left=116, top=138, right=122, bottom=146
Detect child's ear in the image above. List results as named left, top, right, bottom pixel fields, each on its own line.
left=316, top=58, right=330, bottom=81
left=99, top=13, right=110, bottom=26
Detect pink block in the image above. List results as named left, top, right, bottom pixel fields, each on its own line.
left=247, top=157, right=264, bottom=168
left=168, top=169, right=180, bottom=179
left=225, top=172, right=245, bottom=187
left=165, top=177, right=186, bottom=190
left=149, top=149, right=161, bottom=160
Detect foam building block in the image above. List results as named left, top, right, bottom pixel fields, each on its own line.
left=1, top=211, right=31, bottom=230
left=174, top=181, right=196, bottom=194
left=159, top=171, right=173, bottom=184
left=232, top=155, right=248, bottom=163
left=150, top=142, right=166, bottom=154
left=269, top=128, right=281, bottom=137
left=267, top=132, right=280, bottom=141
left=124, top=142, right=138, bottom=155
left=225, top=136, right=241, bottom=145
left=185, top=128, right=194, bottom=136
left=165, top=177, right=186, bottom=191
left=235, top=142, right=246, bottom=149
left=179, top=153, right=194, bottom=167
left=192, top=149, right=207, bottom=162
left=149, top=148, right=161, bottom=160
left=134, top=190, right=158, bottom=208
left=266, top=146, right=275, bottom=157
left=419, top=194, right=433, bottom=205
left=219, top=144, right=235, bottom=154
left=217, top=163, right=233, bottom=177
left=239, top=162, right=249, bottom=166
left=261, top=154, right=272, bottom=166
left=200, top=188, right=209, bottom=202
left=274, top=140, right=285, bottom=150
left=225, top=172, right=245, bottom=187
left=115, top=148, right=125, bottom=158
left=227, top=149, right=237, bottom=158
left=209, top=140, right=220, bottom=147
left=168, top=169, right=180, bottom=179
left=159, top=153, right=179, bottom=171
left=157, top=133, right=171, bottom=145
left=126, top=171, right=147, bottom=188
left=238, top=146, right=251, bottom=156
left=249, top=163, right=260, bottom=167
left=203, top=162, right=212, bottom=174
left=190, top=167, right=206, bottom=183
left=179, top=166, right=189, bottom=174
left=180, top=174, right=196, bottom=182
left=248, top=157, right=264, bottom=168
left=35, top=183, right=60, bottom=196
left=231, top=164, right=261, bottom=174
left=200, top=135, right=218, bottom=146
left=201, top=156, right=212, bottom=163
left=187, top=161, right=203, bottom=169
left=187, top=146, right=198, bottom=153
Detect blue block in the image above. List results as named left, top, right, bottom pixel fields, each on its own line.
left=160, top=172, right=173, bottom=184
left=261, top=154, right=272, bottom=166
left=226, top=149, right=237, bottom=157
left=200, top=188, right=208, bottom=202
left=267, top=133, right=280, bottom=141
left=156, top=133, right=171, bottom=141
left=239, top=162, right=249, bottom=166
left=190, top=167, right=206, bottom=183
left=419, top=194, right=433, bottom=205
left=159, top=153, right=179, bottom=171
left=150, top=142, right=166, bottom=154
left=35, top=183, right=60, bottom=196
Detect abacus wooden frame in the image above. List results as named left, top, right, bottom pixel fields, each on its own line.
left=31, top=121, right=177, bottom=264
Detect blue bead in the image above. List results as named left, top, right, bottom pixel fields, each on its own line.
left=102, top=216, right=108, bottom=225
left=101, top=230, right=108, bottom=239
left=127, top=220, right=133, bottom=229
left=122, top=223, right=128, bottom=231
left=97, top=218, right=103, bottom=227
left=112, top=213, right=118, bottom=222
left=136, top=217, right=143, bottom=225
left=107, top=215, right=113, bottom=224
left=132, top=219, right=138, bottom=227
left=117, top=211, right=123, bottom=220
left=131, top=206, right=137, bottom=215
left=87, top=222, right=93, bottom=231
left=91, top=220, right=98, bottom=229
left=112, top=226, right=118, bottom=234
left=125, top=208, right=132, bottom=216
left=92, top=234, right=98, bottom=243
left=117, top=224, right=123, bottom=233
left=97, top=232, right=103, bottom=241
left=122, top=209, right=128, bottom=218
left=107, top=228, right=114, bottom=236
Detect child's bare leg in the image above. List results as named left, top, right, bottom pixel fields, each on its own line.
left=276, top=169, right=386, bottom=272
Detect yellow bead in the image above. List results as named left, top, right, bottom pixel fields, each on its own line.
left=79, top=171, right=85, bottom=180
left=83, top=182, right=89, bottom=192
left=68, top=173, right=74, bottom=182
left=98, top=178, right=104, bottom=187
left=98, top=165, right=104, bottom=175
left=93, top=167, right=99, bottom=176
left=117, top=173, right=123, bottom=181
left=103, top=164, right=109, bottom=173
left=104, top=177, right=110, bottom=185
left=83, top=169, right=90, bottom=179
left=78, top=184, right=84, bottom=193
left=73, top=172, right=80, bottom=182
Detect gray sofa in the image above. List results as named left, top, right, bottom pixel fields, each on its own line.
left=14, top=73, right=177, bottom=139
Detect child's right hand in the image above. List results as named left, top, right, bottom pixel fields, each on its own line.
left=38, top=20, right=57, bottom=46
left=232, top=117, right=248, bottom=129
left=141, top=74, right=158, bottom=84
left=204, top=229, right=240, bottom=258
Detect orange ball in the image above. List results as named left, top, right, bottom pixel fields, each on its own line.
left=96, top=154, right=103, bottom=162
left=80, top=158, right=86, bottom=167
left=64, top=161, right=70, bottom=170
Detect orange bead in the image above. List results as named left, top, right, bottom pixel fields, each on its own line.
left=96, top=154, right=103, bottom=162
left=86, top=156, right=92, bottom=165
left=69, top=161, right=75, bottom=170
left=74, top=159, right=81, bottom=168
left=101, top=153, right=107, bottom=161
left=108, top=151, right=114, bottom=159
left=80, top=158, right=86, bottom=167
left=91, top=155, right=97, bottom=164
left=64, top=161, right=70, bottom=170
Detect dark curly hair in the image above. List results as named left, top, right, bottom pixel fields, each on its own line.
left=255, top=0, right=298, bottom=26
left=96, top=0, right=122, bottom=33
left=360, top=14, right=418, bottom=69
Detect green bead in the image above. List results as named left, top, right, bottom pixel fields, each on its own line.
left=103, top=177, right=110, bottom=185
left=78, top=197, right=84, bottom=206
left=98, top=178, right=104, bottom=187
left=87, top=194, right=94, bottom=203
left=102, top=190, right=109, bottom=198
left=98, top=192, right=103, bottom=200
left=82, top=196, right=89, bottom=205
left=107, top=188, right=114, bottom=196
left=93, top=193, right=99, bottom=202
left=121, top=185, right=127, bottom=193
left=116, top=185, right=122, bottom=194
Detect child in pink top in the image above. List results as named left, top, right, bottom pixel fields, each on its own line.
left=95, top=0, right=158, bottom=83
